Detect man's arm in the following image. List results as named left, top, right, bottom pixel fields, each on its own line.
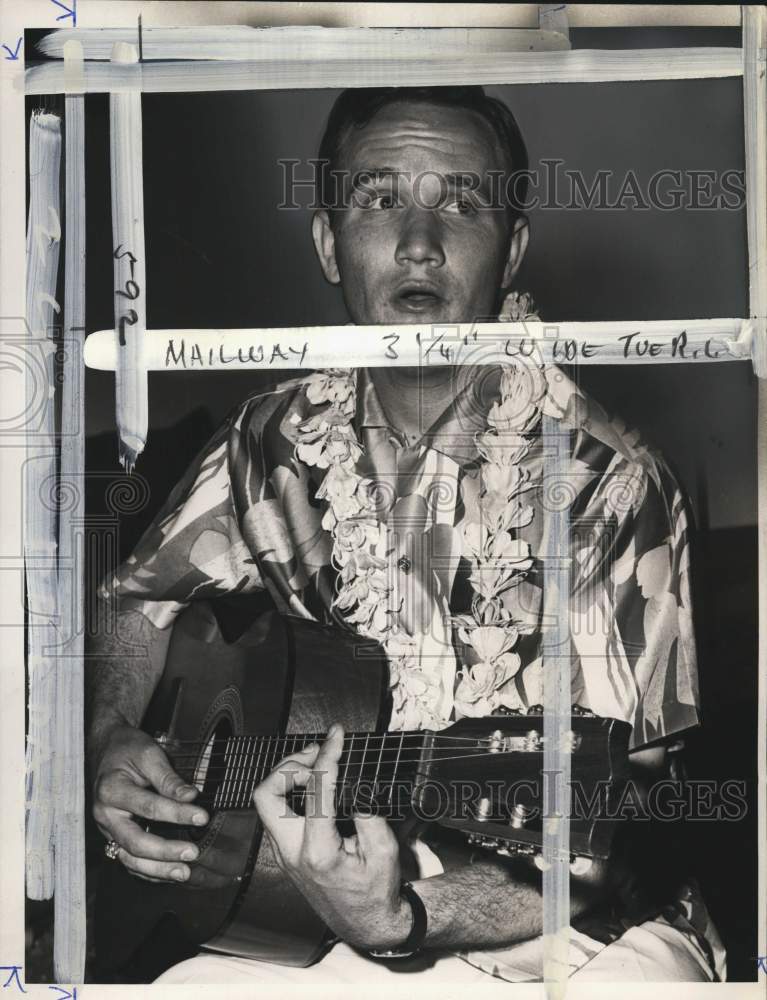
left=254, top=727, right=665, bottom=953
left=409, top=745, right=665, bottom=950
left=87, top=599, right=209, bottom=882
left=87, top=600, right=169, bottom=761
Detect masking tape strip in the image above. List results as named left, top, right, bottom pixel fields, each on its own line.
left=51, top=88, right=87, bottom=983
left=110, top=42, right=148, bottom=472
left=24, top=111, right=62, bottom=903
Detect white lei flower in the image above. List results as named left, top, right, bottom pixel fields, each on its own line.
left=293, top=293, right=544, bottom=730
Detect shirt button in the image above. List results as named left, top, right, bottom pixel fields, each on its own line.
left=397, top=556, right=412, bottom=574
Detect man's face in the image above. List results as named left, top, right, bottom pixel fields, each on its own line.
left=312, top=100, right=528, bottom=325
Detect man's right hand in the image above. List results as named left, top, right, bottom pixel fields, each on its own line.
left=92, top=723, right=209, bottom=883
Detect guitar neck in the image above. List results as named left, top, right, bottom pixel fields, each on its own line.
left=174, top=730, right=429, bottom=816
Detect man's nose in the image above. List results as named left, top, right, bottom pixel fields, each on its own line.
left=394, top=208, right=446, bottom=268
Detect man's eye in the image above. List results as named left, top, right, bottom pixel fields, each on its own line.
left=443, top=198, right=477, bottom=216
left=369, top=194, right=400, bottom=210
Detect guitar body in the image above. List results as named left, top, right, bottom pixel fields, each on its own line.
left=96, top=599, right=632, bottom=979
left=96, top=602, right=390, bottom=972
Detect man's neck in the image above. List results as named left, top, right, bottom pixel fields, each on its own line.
left=370, top=367, right=461, bottom=444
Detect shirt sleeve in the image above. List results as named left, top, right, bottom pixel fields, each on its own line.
left=99, top=415, right=265, bottom=631
left=568, top=454, right=700, bottom=750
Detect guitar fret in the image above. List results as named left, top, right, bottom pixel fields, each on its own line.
left=389, top=730, right=405, bottom=807
left=244, top=735, right=255, bottom=807
left=224, top=736, right=236, bottom=810
left=234, top=737, right=245, bottom=809
left=373, top=730, right=386, bottom=810
left=338, top=734, right=350, bottom=813
left=231, top=734, right=245, bottom=809
left=237, top=735, right=249, bottom=808
left=239, top=735, right=255, bottom=808
left=252, top=733, right=265, bottom=797
left=262, top=737, right=272, bottom=783
left=227, top=735, right=242, bottom=809
left=254, top=736, right=263, bottom=805
left=268, top=737, right=279, bottom=776
left=358, top=732, right=370, bottom=814
left=216, top=737, right=231, bottom=810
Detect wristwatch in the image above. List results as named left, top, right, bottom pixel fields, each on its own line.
left=367, top=881, right=428, bottom=959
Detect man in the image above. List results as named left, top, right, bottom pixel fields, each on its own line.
left=88, top=87, right=724, bottom=983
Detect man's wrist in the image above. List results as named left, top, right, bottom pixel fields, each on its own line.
left=366, top=882, right=428, bottom=957
left=87, top=709, right=134, bottom=773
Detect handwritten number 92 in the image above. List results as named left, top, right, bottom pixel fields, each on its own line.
left=113, top=244, right=140, bottom=346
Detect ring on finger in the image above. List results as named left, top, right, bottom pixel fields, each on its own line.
left=104, top=839, right=121, bottom=862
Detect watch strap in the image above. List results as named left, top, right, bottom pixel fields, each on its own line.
left=367, top=881, right=428, bottom=959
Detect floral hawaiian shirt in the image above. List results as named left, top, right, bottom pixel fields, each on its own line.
left=102, top=363, right=700, bottom=752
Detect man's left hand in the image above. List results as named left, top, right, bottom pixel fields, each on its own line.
left=253, top=723, right=412, bottom=951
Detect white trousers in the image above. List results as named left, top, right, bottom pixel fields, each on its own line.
left=156, top=918, right=719, bottom=985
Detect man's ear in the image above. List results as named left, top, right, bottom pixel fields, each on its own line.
left=312, top=210, right=341, bottom=285
left=502, top=215, right=530, bottom=288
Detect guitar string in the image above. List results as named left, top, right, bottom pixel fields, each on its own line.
left=170, top=756, right=602, bottom=807
left=163, top=731, right=597, bottom=808
left=165, top=743, right=597, bottom=764
left=190, top=786, right=571, bottom=815
left=160, top=730, right=553, bottom=746
left=163, top=740, right=558, bottom=760
left=165, top=748, right=601, bottom=794
left=164, top=744, right=584, bottom=765
left=165, top=748, right=572, bottom=766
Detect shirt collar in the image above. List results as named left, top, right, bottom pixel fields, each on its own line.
left=355, top=366, right=504, bottom=465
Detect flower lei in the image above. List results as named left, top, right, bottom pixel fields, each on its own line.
left=292, top=292, right=545, bottom=730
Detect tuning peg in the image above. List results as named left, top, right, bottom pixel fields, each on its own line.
left=524, top=729, right=541, bottom=751
left=474, top=796, right=493, bottom=822
left=494, top=842, right=534, bottom=859
left=467, top=833, right=500, bottom=850
left=532, top=852, right=594, bottom=875
left=509, top=804, right=533, bottom=829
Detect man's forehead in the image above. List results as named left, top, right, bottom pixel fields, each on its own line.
left=339, top=100, right=505, bottom=172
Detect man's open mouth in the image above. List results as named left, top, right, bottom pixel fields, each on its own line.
left=393, top=282, right=445, bottom=314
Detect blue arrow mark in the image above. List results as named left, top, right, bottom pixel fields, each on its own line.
left=50, top=0, right=77, bottom=25
left=48, top=988, right=76, bottom=1000
left=2, top=38, right=22, bottom=60
left=0, top=966, right=26, bottom=992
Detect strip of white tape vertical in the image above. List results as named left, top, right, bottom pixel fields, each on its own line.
left=541, top=413, right=572, bottom=998
left=53, top=67, right=87, bottom=981
left=538, top=4, right=571, bottom=43
left=758, top=378, right=767, bottom=968
left=110, top=41, right=148, bottom=471
left=25, top=111, right=62, bottom=901
left=743, top=5, right=767, bottom=377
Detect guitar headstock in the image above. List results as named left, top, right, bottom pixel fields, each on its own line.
left=415, top=707, right=631, bottom=866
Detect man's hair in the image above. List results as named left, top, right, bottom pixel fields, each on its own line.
left=316, top=86, right=529, bottom=224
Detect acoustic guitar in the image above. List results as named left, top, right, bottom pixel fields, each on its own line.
left=96, top=600, right=630, bottom=973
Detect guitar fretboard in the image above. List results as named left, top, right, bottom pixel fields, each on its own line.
left=174, top=731, right=428, bottom=815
